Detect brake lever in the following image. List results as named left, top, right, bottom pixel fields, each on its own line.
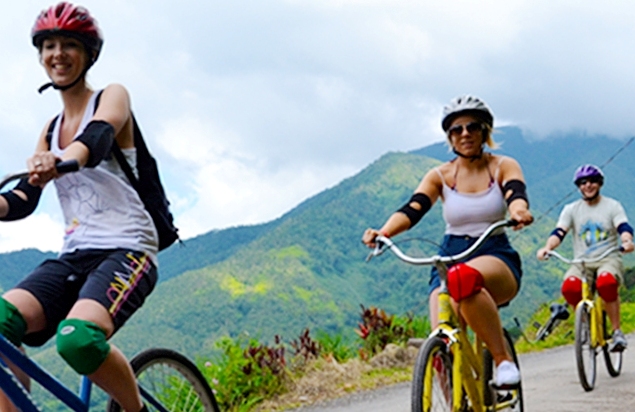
left=365, top=240, right=387, bottom=262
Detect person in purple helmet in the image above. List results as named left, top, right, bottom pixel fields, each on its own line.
left=537, top=164, right=634, bottom=352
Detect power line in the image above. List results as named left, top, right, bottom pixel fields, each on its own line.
left=517, top=136, right=635, bottom=234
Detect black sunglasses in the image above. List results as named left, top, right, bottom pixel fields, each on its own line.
left=448, top=122, right=484, bottom=137
left=576, top=177, right=602, bottom=186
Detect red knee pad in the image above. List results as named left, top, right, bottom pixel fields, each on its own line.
left=561, top=276, right=582, bottom=307
left=447, top=263, right=484, bottom=301
left=596, top=272, right=619, bottom=302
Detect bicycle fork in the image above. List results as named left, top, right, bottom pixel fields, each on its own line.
left=580, top=279, right=604, bottom=349
left=436, top=288, right=487, bottom=411
left=453, top=332, right=486, bottom=411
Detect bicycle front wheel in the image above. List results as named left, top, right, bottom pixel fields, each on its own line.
left=574, top=304, right=596, bottom=391
left=411, top=336, right=454, bottom=412
left=602, top=310, right=623, bottom=377
left=107, top=348, right=220, bottom=412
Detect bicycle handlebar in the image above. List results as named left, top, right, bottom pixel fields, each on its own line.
left=366, top=219, right=517, bottom=265
left=0, top=160, right=79, bottom=191
left=545, top=246, right=623, bottom=265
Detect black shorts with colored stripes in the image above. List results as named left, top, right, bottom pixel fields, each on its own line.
left=16, top=248, right=157, bottom=347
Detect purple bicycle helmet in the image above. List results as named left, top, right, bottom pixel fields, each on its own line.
left=573, top=164, right=604, bottom=186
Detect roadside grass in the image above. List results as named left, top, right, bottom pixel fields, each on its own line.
left=205, top=301, right=635, bottom=411
left=515, top=301, right=635, bottom=353
left=254, top=358, right=414, bottom=411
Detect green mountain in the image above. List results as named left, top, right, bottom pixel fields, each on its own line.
left=5, top=127, right=635, bottom=363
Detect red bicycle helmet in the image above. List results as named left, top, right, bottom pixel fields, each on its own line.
left=31, top=3, right=103, bottom=93
left=31, top=2, right=103, bottom=61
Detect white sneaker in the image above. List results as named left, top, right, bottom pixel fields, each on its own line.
left=610, top=329, right=627, bottom=352
left=495, top=360, right=520, bottom=387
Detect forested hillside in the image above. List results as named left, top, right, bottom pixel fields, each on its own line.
left=4, top=127, right=635, bottom=365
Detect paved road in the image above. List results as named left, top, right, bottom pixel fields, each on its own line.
left=289, top=339, right=635, bottom=411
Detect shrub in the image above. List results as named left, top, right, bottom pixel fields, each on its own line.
left=355, top=305, right=425, bottom=358
left=289, top=328, right=320, bottom=363
left=393, top=311, right=430, bottom=340
left=315, top=330, right=356, bottom=363
left=206, top=334, right=288, bottom=411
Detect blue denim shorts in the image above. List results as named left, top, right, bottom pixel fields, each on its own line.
left=428, top=233, right=522, bottom=296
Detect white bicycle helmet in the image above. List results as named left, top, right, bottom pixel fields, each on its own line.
left=441, top=95, right=494, bottom=131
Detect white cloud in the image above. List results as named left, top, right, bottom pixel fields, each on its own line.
left=2, top=0, right=635, bottom=251
left=0, top=213, right=63, bottom=253
left=156, top=114, right=356, bottom=238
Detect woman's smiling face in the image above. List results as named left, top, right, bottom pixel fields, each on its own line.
left=447, top=114, right=484, bottom=157
left=40, top=35, right=89, bottom=87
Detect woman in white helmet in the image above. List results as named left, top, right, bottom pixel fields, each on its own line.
left=362, top=95, right=533, bottom=386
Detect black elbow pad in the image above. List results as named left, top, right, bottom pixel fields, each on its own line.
left=0, top=179, right=42, bottom=221
left=397, top=193, right=432, bottom=228
left=75, top=120, right=115, bottom=168
left=503, top=179, right=529, bottom=207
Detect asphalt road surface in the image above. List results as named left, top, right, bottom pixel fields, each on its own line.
left=289, top=338, right=635, bottom=411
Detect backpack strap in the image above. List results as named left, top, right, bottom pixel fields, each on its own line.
left=89, top=90, right=136, bottom=184
left=111, top=123, right=141, bottom=191
left=45, top=115, right=59, bottom=149
left=45, top=89, right=104, bottom=149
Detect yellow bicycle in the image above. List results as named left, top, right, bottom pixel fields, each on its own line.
left=544, top=247, right=623, bottom=391
left=368, top=220, right=523, bottom=412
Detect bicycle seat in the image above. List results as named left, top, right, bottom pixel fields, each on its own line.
left=550, top=303, right=570, bottom=321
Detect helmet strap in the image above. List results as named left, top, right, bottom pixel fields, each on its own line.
left=452, top=146, right=484, bottom=162
left=38, top=56, right=94, bottom=94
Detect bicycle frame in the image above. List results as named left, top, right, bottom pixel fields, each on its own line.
left=370, top=219, right=520, bottom=411
left=546, top=247, right=620, bottom=349
left=0, top=332, right=172, bottom=411
left=544, top=246, right=624, bottom=391
left=579, top=275, right=607, bottom=350
left=0, top=333, right=90, bottom=412
left=427, top=273, right=487, bottom=411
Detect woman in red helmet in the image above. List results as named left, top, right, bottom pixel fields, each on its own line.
left=0, top=3, right=156, bottom=411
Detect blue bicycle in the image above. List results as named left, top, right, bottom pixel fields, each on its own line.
left=0, top=162, right=220, bottom=412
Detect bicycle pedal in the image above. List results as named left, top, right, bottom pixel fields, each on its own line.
left=496, top=392, right=513, bottom=403
left=489, top=380, right=521, bottom=391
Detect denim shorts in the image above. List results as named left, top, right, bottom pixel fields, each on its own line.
left=428, top=233, right=522, bottom=295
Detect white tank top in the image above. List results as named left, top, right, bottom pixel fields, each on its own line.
left=49, top=91, right=159, bottom=264
left=436, top=159, right=507, bottom=237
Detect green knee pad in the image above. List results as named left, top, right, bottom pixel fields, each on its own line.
left=0, top=298, right=27, bottom=347
left=56, top=319, right=111, bottom=375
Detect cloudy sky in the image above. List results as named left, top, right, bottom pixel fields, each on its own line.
left=0, top=0, right=633, bottom=252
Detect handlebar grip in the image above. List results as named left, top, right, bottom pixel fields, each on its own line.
left=55, top=160, right=80, bottom=174
left=507, top=219, right=519, bottom=227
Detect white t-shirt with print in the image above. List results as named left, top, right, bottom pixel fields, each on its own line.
left=557, top=196, right=628, bottom=260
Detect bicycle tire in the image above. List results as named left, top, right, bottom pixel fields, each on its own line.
left=601, top=310, right=623, bottom=377
left=483, top=329, right=524, bottom=411
left=411, top=336, right=454, bottom=412
left=107, top=348, right=220, bottom=412
left=574, top=303, right=596, bottom=391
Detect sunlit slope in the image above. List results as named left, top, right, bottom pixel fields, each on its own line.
left=4, top=127, right=635, bottom=361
